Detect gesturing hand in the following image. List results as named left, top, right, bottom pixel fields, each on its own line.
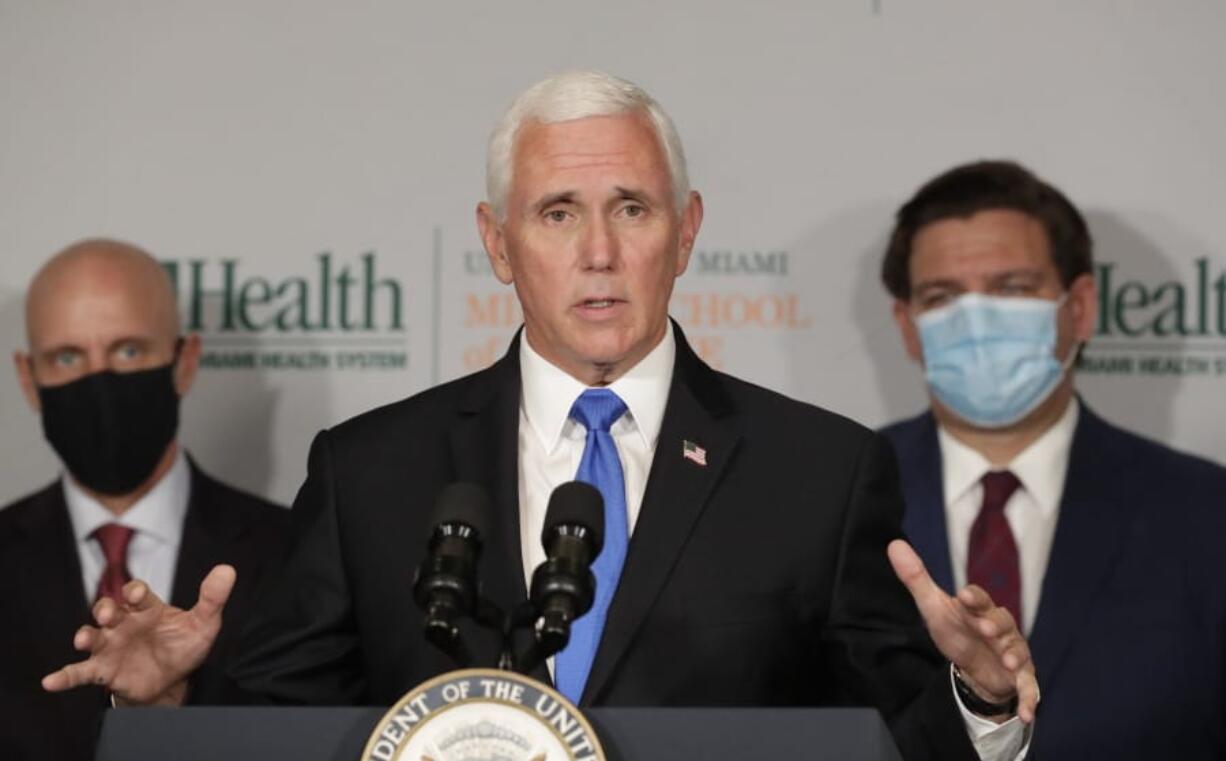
left=887, top=540, right=1039, bottom=724
left=42, top=564, right=236, bottom=705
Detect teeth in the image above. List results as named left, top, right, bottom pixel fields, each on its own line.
left=585, top=300, right=613, bottom=308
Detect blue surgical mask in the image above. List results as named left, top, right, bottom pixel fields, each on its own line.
left=915, top=293, right=1077, bottom=428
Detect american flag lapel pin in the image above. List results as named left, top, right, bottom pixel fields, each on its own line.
left=682, top=439, right=707, bottom=466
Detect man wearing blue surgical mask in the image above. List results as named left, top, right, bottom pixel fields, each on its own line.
left=880, top=160, right=1226, bottom=761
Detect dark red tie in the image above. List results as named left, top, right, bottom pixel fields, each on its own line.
left=967, top=471, right=1022, bottom=628
left=93, top=524, right=135, bottom=604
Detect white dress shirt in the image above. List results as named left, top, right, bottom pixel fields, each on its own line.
left=938, top=399, right=1078, bottom=635
left=930, top=400, right=1079, bottom=759
left=515, top=322, right=1026, bottom=760
left=63, top=449, right=190, bottom=604
left=517, top=324, right=674, bottom=596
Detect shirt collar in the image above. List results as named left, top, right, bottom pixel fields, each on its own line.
left=937, top=399, right=1079, bottom=515
left=520, top=322, right=676, bottom=453
left=64, top=448, right=191, bottom=543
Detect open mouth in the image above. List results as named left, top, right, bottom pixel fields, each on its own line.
left=574, top=298, right=626, bottom=319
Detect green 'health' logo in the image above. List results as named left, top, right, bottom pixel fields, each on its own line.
left=1084, top=257, right=1226, bottom=379
left=163, top=251, right=405, bottom=334
left=1095, top=258, right=1226, bottom=338
left=162, top=252, right=409, bottom=373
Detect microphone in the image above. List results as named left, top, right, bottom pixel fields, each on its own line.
left=412, top=482, right=491, bottom=666
left=529, top=481, right=605, bottom=658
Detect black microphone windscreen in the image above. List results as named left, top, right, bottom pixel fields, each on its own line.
left=431, top=482, right=492, bottom=536
left=542, top=481, right=604, bottom=553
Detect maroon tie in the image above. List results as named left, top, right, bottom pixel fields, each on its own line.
left=967, top=471, right=1022, bottom=628
left=93, top=524, right=135, bottom=604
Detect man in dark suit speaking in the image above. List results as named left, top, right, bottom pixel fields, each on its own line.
left=45, top=74, right=1037, bottom=760
left=1, top=240, right=288, bottom=761
left=879, top=160, right=1226, bottom=759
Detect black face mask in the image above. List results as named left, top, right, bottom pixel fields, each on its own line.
left=37, top=361, right=181, bottom=496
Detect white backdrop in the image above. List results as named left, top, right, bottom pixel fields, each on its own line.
left=2, top=0, right=1223, bottom=507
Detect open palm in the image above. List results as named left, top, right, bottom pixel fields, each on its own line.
left=42, top=564, right=235, bottom=705
left=888, top=540, right=1039, bottom=722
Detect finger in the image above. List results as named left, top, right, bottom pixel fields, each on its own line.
left=122, top=579, right=157, bottom=612
left=92, top=597, right=121, bottom=627
left=887, top=540, right=946, bottom=613
left=956, top=584, right=996, bottom=615
left=1015, top=664, right=1040, bottom=724
left=1000, top=642, right=1026, bottom=672
left=191, top=564, right=237, bottom=622
left=973, top=605, right=1017, bottom=640
left=999, top=634, right=1033, bottom=673
left=42, top=659, right=108, bottom=692
left=73, top=625, right=100, bottom=652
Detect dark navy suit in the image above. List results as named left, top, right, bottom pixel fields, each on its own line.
left=883, top=403, right=1226, bottom=760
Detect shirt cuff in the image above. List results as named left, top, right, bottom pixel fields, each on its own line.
left=949, top=664, right=1033, bottom=760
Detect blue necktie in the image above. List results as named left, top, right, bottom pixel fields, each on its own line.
left=555, top=388, right=629, bottom=703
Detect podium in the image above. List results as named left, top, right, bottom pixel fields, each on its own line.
left=96, top=706, right=903, bottom=760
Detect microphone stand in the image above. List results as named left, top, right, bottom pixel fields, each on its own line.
left=468, top=597, right=564, bottom=675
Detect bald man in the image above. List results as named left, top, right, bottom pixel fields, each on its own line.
left=0, top=239, right=289, bottom=761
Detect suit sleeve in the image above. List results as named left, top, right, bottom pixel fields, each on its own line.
left=228, top=430, right=368, bottom=704
left=820, top=431, right=979, bottom=761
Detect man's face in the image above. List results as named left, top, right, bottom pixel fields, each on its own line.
left=891, top=208, right=1096, bottom=418
left=14, top=255, right=201, bottom=410
left=478, top=112, right=703, bottom=385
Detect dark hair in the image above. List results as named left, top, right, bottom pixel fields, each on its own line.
left=881, top=160, right=1093, bottom=300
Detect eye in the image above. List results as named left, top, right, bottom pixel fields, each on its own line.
left=53, top=350, right=79, bottom=368
left=543, top=208, right=571, bottom=224
left=996, top=281, right=1037, bottom=297
left=115, top=342, right=143, bottom=362
left=622, top=203, right=646, bottom=218
left=919, top=292, right=954, bottom=310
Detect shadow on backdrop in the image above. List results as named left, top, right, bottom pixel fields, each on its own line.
left=1078, top=208, right=1191, bottom=446
left=179, top=288, right=294, bottom=503
left=759, top=202, right=932, bottom=429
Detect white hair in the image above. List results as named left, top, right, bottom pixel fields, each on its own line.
left=485, top=70, right=690, bottom=219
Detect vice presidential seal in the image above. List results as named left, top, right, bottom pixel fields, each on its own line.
left=362, top=669, right=606, bottom=761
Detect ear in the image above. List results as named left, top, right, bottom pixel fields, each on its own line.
left=173, top=334, right=202, bottom=397
left=477, top=202, right=514, bottom=285
left=674, top=191, right=704, bottom=277
left=13, top=350, right=40, bottom=412
left=1067, top=272, right=1097, bottom=342
left=892, top=299, right=924, bottom=364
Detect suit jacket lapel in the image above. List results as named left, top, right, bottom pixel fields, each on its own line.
left=171, top=462, right=247, bottom=610
left=448, top=337, right=529, bottom=626
left=11, top=484, right=109, bottom=720
left=14, top=486, right=92, bottom=670
left=896, top=414, right=956, bottom=595
left=1027, top=405, right=1131, bottom=691
left=583, top=325, right=740, bottom=703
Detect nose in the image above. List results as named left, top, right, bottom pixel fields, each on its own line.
left=579, top=214, right=619, bottom=272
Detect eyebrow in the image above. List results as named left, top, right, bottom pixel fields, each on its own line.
left=532, top=191, right=577, bottom=213
left=986, top=268, right=1044, bottom=282
left=37, top=335, right=153, bottom=360
left=530, top=185, right=659, bottom=213
left=913, top=268, right=1045, bottom=292
left=613, top=186, right=654, bottom=205
left=911, top=278, right=965, bottom=295
left=36, top=343, right=84, bottom=362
